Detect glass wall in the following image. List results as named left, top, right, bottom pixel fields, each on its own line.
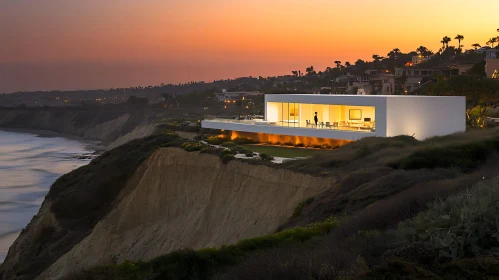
left=267, top=102, right=300, bottom=127
left=267, top=102, right=376, bottom=131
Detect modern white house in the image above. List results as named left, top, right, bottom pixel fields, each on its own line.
left=202, top=94, right=466, bottom=143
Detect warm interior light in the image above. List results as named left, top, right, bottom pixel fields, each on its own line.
left=229, top=131, right=352, bottom=147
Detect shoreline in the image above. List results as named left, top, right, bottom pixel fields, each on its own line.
left=0, top=127, right=105, bottom=153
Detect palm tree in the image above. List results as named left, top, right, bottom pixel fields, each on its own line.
left=454, top=34, right=464, bottom=49
left=334, top=61, right=342, bottom=68
left=442, top=36, right=452, bottom=49
left=471, top=43, right=481, bottom=50
left=487, top=38, right=498, bottom=48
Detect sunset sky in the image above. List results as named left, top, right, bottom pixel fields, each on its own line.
left=1, top=0, right=498, bottom=93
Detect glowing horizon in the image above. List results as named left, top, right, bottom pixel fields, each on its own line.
left=1, top=0, right=498, bottom=93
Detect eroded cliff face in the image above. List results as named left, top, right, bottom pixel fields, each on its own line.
left=38, top=148, right=332, bottom=279
left=0, top=108, right=157, bottom=148
left=0, top=148, right=333, bottom=280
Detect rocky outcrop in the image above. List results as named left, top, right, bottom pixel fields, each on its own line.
left=0, top=147, right=333, bottom=280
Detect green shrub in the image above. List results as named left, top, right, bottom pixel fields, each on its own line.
left=206, top=136, right=227, bottom=145
left=181, top=141, right=205, bottom=152
left=232, top=137, right=257, bottom=145
left=259, top=153, right=274, bottom=162
left=220, top=142, right=237, bottom=148
left=199, top=147, right=213, bottom=154
left=398, top=177, right=499, bottom=259
left=390, top=138, right=499, bottom=172
left=291, top=197, right=315, bottom=218
left=220, top=154, right=235, bottom=164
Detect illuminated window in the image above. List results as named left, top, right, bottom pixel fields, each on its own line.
left=493, top=70, right=499, bottom=79
left=290, top=106, right=299, bottom=116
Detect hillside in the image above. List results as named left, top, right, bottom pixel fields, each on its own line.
left=2, top=128, right=499, bottom=279
left=0, top=107, right=158, bottom=148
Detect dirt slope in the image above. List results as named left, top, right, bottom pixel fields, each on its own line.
left=31, top=148, right=331, bottom=279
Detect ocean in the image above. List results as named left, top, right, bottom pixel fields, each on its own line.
left=0, top=130, right=94, bottom=263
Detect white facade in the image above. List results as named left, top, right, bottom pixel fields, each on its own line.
left=202, top=94, right=466, bottom=141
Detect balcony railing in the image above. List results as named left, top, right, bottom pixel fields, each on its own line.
left=203, top=117, right=375, bottom=132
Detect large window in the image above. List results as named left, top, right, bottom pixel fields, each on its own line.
left=266, top=102, right=300, bottom=127
left=267, top=102, right=376, bottom=131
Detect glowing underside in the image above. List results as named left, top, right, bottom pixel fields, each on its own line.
left=229, top=131, right=352, bottom=146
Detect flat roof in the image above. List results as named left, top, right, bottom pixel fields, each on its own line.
left=266, top=94, right=464, bottom=98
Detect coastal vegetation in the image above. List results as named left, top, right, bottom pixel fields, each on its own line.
left=5, top=126, right=496, bottom=279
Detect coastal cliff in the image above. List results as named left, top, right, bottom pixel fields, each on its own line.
left=0, top=108, right=157, bottom=148
left=0, top=135, right=332, bottom=280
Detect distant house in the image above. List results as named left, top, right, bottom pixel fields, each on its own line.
left=394, top=63, right=474, bottom=94
left=486, top=50, right=499, bottom=79
left=214, top=91, right=263, bottom=102
left=412, top=55, right=434, bottom=65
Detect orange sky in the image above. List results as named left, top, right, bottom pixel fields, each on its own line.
left=1, top=0, right=498, bottom=93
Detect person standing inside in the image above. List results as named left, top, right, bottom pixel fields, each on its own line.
left=314, top=112, right=318, bottom=127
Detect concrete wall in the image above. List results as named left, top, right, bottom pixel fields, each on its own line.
left=386, top=96, right=466, bottom=140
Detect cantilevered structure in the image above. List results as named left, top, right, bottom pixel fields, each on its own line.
left=202, top=94, right=465, bottom=143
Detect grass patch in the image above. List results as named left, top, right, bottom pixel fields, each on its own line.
left=243, top=145, right=322, bottom=158
left=64, top=217, right=342, bottom=280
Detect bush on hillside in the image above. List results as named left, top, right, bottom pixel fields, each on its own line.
left=220, top=142, right=237, bottom=148
left=220, top=150, right=236, bottom=163
left=259, top=153, right=274, bottom=162
left=398, top=177, right=499, bottom=259
left=206, top=136, right=227, bottom=145
left=232, top=137, right=258, bottom=145
left=181, top=141, right=206, bottom=152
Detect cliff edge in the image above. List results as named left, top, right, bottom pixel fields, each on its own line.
left=0, top=108, right=157, bottom=148
left=0, top=139, right=332, bottom=280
